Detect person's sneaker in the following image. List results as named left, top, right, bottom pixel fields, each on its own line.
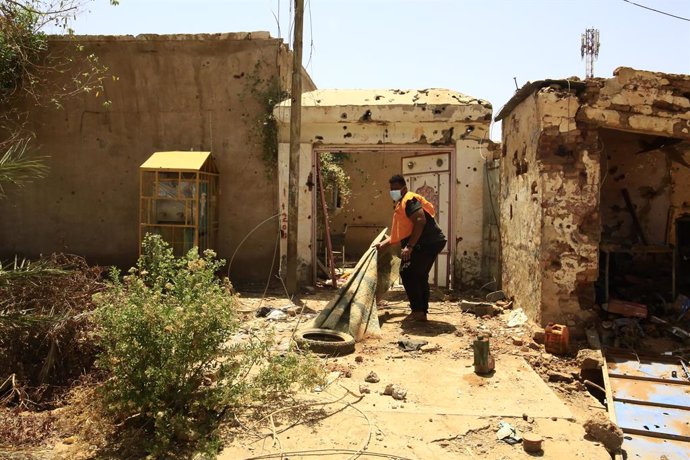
left=406, top=311, right=428, bottom=322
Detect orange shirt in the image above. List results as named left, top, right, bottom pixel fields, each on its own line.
left=390, top=191, right=436, bottom=244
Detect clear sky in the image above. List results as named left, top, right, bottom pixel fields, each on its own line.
left=64, top=0, right=690, bottom=140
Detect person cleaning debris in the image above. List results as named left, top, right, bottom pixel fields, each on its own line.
left=374, top=174, right=446, bottom=321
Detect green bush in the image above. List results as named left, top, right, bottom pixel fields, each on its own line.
left=95, top=234, right=324, bottom=457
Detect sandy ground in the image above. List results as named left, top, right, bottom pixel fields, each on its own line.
left=219, top=287, right=612, bottom=460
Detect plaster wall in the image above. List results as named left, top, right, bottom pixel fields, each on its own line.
left=501, top=88, right=601, bottom=325
left=0, top=33, right=314, bottom=284
left=500, top=93, right=544, bottom=321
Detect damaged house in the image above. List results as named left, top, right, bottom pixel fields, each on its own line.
left=496, top=67, right=690, bottom=331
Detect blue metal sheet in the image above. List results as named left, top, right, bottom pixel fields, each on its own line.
left=610, top=376, right=690, bottom=408
left=605, top=350, right=690, bottom=458
left=623, top=434, right=690, bottom=460
left=613, top=401, right=690, bottom=438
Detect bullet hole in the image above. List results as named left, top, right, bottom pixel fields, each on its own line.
left=463, top=250, right=468, bottom=256
left=608, top=166, right=618, bottom=175
left=433, top=130, right=438, bottom=135
left=473, top=252, right=479, bottom=257
left=433, top=108, right=443, bottom=115
left=342, top=125, right=348, bottom=130
left=531, top=181, right=537, bottom=194
left=341, top=113, right=348, bottom=119
left=315, top=135, right=324, bottom=140
left=614, top=173, right=626, bottom=182
left=473, top=167, right=477, bottom=172
left=71, top=191, right=76, bottom=195
left=510, top=204, right=513, bottom=220
left=465, top=184, right=469, bottom=188
left=344, top=132, right=352, bottom=138
left=360, top=110, right=372, bottom=121
left=375, top=95, right=383, bottom=100
left=502, top=144, right=507, bottom=157
left=515, top=194, right=518, bottom=201
left=233, top=72, right=245, bottom=79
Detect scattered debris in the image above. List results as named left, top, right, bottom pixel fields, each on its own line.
left=486, top=290, right=506, bottom=302
left=577, top=349, right=604, bottom=371
left=548, top=371, right=574, bottom=383
left=382, top=383, right=407, bottom=400
left=605, top=298, right=648, bottom=319
left=544, top=323, right=569, bottom=355
left=358, top=385, right=370, bottom=395
left=533, top=328, right=546, bottom=344
left=505, top=308, right=528, bottom=327
left=364, top=371, right=380, bottom=383
left=397, top=338, right=428, bottom=352
left=583, top=412, right=623, bottom=453
left=461, top=300, right=495, bottom=316
left=496, top=421, right=522, bottom=445
left=522, top=432, right=543, bottom=453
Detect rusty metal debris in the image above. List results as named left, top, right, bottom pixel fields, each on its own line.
left=603, top=349, right=690, bottom=458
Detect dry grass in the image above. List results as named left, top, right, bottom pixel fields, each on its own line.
left=0, top=254, right=105, bottom=408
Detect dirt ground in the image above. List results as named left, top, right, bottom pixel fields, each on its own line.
left=219, top=286, right=612, bottom=460
left=1, top=286, right=614, bottom=460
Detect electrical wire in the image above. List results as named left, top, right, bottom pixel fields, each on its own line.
left=621, top=0, right=690, bottom=22
left=243, top=449, right=415, bottom=460
left=227, top=212, right=280, bottom=277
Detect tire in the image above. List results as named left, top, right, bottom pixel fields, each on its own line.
left=294, top=328, right=356, bottom=357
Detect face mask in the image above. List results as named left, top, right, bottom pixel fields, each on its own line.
left=389, top=190, right=402, bottom=201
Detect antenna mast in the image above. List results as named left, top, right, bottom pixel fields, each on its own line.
left=581, top=28, right=600, bottom=79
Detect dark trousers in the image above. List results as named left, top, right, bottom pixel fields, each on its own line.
left=400, top=241, right=446, bottom=313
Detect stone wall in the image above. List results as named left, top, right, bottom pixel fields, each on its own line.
left=0, top=33, right=315, bottom=284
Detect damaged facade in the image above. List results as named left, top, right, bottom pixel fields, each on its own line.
left=273, top=89, right=494, bottom=288
left=497, top=67, right=690, bottom=328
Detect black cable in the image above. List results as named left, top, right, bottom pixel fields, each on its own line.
left=622, top=0, right=690, bottom=22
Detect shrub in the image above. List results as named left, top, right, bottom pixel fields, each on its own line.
left=95, top=234, right=324, bottom=457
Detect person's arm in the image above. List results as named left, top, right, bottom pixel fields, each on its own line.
left=400, top=208, right=426, bottom=261
left=374, top=236, right=391, bottom=251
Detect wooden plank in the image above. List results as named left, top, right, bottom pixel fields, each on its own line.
left=316, top=160, right=338, bottom=288
left=622, top=188, right=648, bottom=245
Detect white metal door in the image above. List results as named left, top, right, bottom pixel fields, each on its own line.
left=402, top=152, right=451, bottom=287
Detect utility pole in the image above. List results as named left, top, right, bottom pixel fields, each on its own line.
left=286, top=0, right=304, bottom=295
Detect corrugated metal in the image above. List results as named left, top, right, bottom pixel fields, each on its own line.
left=604, top=349, right=690, bottom=459
left=140, top=151, right=211, bottom=171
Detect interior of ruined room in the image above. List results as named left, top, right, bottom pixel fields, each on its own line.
left=596, top=128, right=690, bottom=345
left=315, top=149, right=451, bottom=287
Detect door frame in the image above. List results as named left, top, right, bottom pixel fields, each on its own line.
left=311, top=145, right=456, bottom=287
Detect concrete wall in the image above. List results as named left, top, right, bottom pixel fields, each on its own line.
left=0, top=33, right=315, bottom=284
left=500, top=93, right=545, bottom=321
left=501, top=87, right=601, bottom=326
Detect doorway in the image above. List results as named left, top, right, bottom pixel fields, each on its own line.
left=312, top=147, right=454, bottom=288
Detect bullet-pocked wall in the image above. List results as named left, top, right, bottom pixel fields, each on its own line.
left=498, top=67, right=690, bottom=329
left=274, top=89, right=493, bottom=288
left=0, top=33, right=316, bottom=284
